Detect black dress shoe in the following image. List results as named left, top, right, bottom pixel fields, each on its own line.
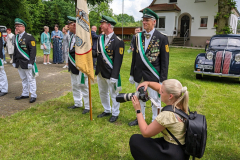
left=128, top=119, right=138, bottom=126
left=97, top=112, right=111, bottom=118
left=82, top=109, right=90, bottom=114
left=29, top=97, right=36, bottom=103
left=109, top=116, right=118, bottom=122
left=0, top=92, right=7, bottom=97
left=68, top=105, right=79, bottom=109
left=15, top=96, right=29, bottom=100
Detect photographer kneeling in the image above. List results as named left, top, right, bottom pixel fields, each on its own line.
left=129, top=79, right=190, bottom=160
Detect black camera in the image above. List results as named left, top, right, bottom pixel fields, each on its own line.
left=116, top=86, right=149, bottom=103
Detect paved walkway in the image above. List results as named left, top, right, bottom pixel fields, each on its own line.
left=0, top=57, right=72, bottom=117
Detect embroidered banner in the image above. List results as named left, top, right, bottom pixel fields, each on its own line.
left=75, top=0, right=94, bottom=81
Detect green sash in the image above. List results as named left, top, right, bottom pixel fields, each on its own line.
left=0, top=59, right=3, bottom=68
left=68, top=34, right=85, bottom=85
left=99, top=35, right=121, bottom=91
left=137, top=32, right=160, bottom=80
left=16, top=35, right=39, bottom=77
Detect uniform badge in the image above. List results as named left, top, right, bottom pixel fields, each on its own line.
left=31, top=41, right=36, bottom=46
left=165, top=45, right=169, bottom=52
left=119, top=47, right=123, bottom=55
left=22, top=41, right=25, bottom=45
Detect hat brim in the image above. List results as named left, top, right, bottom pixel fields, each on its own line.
left=100, top=19, right=108, bottom=23
left=67, top=20, right=75, bottom=24
left=15, top=22, right=25, bottom=26
left=142, top=14, right=156, bottom=19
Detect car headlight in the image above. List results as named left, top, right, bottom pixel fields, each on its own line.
left=206, top=52, right=213, bottom=60
left=235, top=54, right=240, bottom=62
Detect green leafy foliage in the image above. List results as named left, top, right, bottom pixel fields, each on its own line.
left=215, top=0, right=237, bottom=34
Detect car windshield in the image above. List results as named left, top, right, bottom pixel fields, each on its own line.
left=210, top=37, right=240, bottom=49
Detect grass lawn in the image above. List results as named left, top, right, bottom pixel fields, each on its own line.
left=0, top=46, right=240, bottom=160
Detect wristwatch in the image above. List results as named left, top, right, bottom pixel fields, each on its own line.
left=136, top=110, right=141, bottom=114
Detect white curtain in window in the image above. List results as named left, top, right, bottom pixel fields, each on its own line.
left=229, top=14, right=238, bottom=34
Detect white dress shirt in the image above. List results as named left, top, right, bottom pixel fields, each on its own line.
left=104, top=32, right=114, bottom=46
left=144, top=28, right=155, bottom=52
left=18, top=31, right=25, bottom=41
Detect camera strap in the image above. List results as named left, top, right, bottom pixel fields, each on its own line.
left=149, top=97, right=161, bottom=109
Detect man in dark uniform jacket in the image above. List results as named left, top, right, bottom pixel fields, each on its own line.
left=91, top=25, right=100, bottom=70
left=0, top=30, right=8, bottom=97
left=96, top=15, right=124, bottom=122
left=67, top=16, right=90, bottom=114
left=13, top=18, right=38, bottom=103
left=128, top=8, right=169, bottom=126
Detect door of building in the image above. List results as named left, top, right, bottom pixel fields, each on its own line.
left=180, top=15, right=190, bottom=37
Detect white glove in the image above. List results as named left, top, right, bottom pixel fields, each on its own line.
left=28, top=64, right=33, bottom=69
left=129, top=76, right=135, bottom=84
left=12, top=63, right=16, bottom=68
left=110, top=77, right=118, bottom=84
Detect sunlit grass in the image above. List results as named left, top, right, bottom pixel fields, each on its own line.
left=0, top=46, right=239, bottom=160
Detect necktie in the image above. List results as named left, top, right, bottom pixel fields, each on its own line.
left=144, top=33, right=151, bottom=40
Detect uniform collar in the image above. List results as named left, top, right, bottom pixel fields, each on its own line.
left=19, top=31, right=25, bottom=38
left=105, top=31, right=114, bottom=39
left=145, top=28, right=155, bottom=36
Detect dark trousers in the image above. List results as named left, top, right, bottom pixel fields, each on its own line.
left=92, top=49, right=97, bottom=70
left=129, top=134, right=189, bottom=160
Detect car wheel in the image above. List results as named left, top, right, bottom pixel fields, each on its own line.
left=196, top=74, right=203, bottom=79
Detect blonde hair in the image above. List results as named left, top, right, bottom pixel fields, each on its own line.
left=162, top=79, right=189, bottom=113
left=44, top=26, right=49, bottom=30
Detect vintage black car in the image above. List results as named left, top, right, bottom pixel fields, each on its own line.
left=194, top=34, right=240, bottom=80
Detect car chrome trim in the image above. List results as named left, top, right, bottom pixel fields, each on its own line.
left=194, top=71, right=240, bottom=78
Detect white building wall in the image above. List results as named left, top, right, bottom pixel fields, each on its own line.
left=176, top=0, right=218, bottom=37
left=155, top=12, right=177, bottom=36
left=154, top=0, right=218, bottom=37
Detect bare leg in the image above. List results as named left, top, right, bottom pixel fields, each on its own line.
left=43, top=55, right=46, bottom=63
left=47, top=55, right=50, bottom=63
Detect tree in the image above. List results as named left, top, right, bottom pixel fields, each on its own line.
left=215, top=0, right=237, bottom=34
left=88, top=1, right=113, bottom=29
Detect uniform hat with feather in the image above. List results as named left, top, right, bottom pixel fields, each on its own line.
left=142, top=8, right=159, bottom=20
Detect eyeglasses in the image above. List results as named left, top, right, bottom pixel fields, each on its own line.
left=15, top=25, right=23, bottom=28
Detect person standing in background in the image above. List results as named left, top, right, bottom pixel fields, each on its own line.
left=2, top=37, right=6, bottom=64
left=13, top=18, right=38, bottom=103
left=51, top=24, right=63, bottom=64
left=62, top=26, right=70, bottom=69
left=91, top=26, right=100, bottom=70
left=130, top=27, right=141, bottom=51
left=0, top=30, right=8, bottom=97
left=41, top=26, right=52, bottom=65
left=5, top=28, right=14, bottom=63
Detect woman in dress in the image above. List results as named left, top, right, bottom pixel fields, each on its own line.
left=51, top=24, right=63, bottom=64
left=62, top=26, right=70, bottom=68
left=41, top=26, right=52, bottom=64
left=129, top=79, right=190, bottom=160
left=5, top=28, right=14, bottom=63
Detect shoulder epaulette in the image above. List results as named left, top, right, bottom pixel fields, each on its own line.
left=160, top=32, right=167, bottom=36
left=27, top=33, right=32, bottom=36
left=117, top=36, right=122, bottom=41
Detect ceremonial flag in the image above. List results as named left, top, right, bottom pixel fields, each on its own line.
left=75, top=0, right=94, bottom=81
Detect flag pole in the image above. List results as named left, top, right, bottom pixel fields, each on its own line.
left=88, top=77, right=93, bottom=120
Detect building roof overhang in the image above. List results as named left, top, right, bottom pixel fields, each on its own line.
left=140, top=3, right=181, bottom=12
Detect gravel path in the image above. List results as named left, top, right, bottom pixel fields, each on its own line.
left=0, top=57, right=72, bottom=117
